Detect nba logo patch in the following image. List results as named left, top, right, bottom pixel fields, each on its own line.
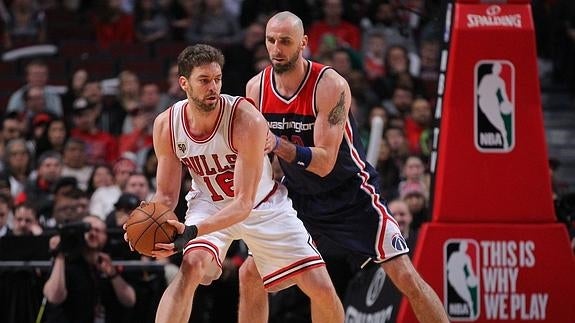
left=444, top=239, right=480, bottom=321
left=474, top=60, right=515, bottom=153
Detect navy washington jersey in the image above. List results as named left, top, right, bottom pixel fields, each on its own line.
left=258, top=60, right=378, bottom=194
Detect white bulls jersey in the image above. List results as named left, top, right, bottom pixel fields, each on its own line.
left=169, top=94, right=276, bottom=208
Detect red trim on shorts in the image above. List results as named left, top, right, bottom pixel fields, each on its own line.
left=345, top=120, right=396, bottom=261
left=264, top=263, right=325, bottom=290
left=183, top=239, right=222, bottom=269
left=262, top=255, right=324, bottom=289
left=254, top=182, right=279, bottom=208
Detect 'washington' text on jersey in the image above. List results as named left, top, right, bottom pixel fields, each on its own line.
left=268, top=118, right=314, bottom=133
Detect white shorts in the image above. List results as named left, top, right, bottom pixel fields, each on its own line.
left=182, top=184, right=324, bottom=292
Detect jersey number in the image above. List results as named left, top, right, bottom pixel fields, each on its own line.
left=203, top=171, right=234, bottom=201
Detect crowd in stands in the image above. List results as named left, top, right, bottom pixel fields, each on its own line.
left=0, top=0, right=573, bottom=322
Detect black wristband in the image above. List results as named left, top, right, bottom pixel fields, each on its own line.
left=174, top=225, right=198, bottom=252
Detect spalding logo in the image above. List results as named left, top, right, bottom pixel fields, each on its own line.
left=391, top=233, right=408, bottom=251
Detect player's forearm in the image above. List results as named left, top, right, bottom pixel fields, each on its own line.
left=196, top=199, right=252, bottom=236
left=273, top=136, right=335, bottom=177
left=152, top=191, right=180, bottom=211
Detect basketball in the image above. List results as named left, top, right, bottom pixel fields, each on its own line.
left=125, top=202, right=179, bottom=257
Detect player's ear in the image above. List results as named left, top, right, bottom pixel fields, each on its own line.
left=301, top=35, right=308, bottom=50
left=178, top=76, right=188, bottom=91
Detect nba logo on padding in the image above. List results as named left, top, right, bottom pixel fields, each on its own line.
left=391, top=233, right=408, bottom=251
left=444, top=239, right=480, bottom=321
left=474, top=60, right=515, bottom=153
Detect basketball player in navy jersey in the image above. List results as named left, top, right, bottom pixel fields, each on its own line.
left=238, top=12, right=449, bottom=323
left=140, top=44, right=343, bottom=323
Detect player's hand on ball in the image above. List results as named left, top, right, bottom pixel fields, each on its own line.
left=122, top=223, right=135, bottom=251
left=152, top=220, right=198, bottom=259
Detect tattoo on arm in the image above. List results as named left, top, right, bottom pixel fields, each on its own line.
left=327, top=92, right=346, bottom=127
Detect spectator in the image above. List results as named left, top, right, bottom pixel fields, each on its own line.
left=1, top=0, right=47, bottom=49
left=375, top=137, right=401, bottom=201
left=184, top=0, right=242, bottom=47
left=70, top=97, right=119, bottom=165
left=0, top=174, right=12, bottom=197
left=359, top=105, right=387, bottom=145
left=123, top=172, right=153, bottom=202
left=89, top=157, right=136, bottom=219
left=61, top=68, right=89, bottom=120
left=383, top=126, right=410, bottom=170
left=134, top=0, right=170, bottom=43
left=222, top=22, right=266, bottom=96
left=418, top=39, right=441, bottom=96
left=375, top=45, right=424, bottom=100
left=81, top=80, right=124, bottom=136
left=15, top=150, right=63, bottom=218
left=86, top=164, right=115, bottom=197
left=92, top=0, right=135, bottom=48
left=167, top=0, right=200, bottom=41
left=50, top=187, right=90, bottom=227
left=158, top=63, right=186, bottom=110
left=142, top=147, right=157, bottom=191
left=388, top=198, right=418, bottom=252
left=7, top=60, right=63, bottom=117
left=400, top=181, right=429, bottom=232
left=42, top=215, right=137, bottom=323
left=114, top=70, right=141, bottom=123
left=52, top=176, right=79, bottom=203
left=308, top=0, right=361, bottom=58
left=28, top=112, right=55, bottom=152
left=362, top=30, right=387, bottom=82
left=382, top=83, right=415, bottom=117
left=122, top=82, right=161, bottom=133
left=0, top=193, right=12, bottom=237
left=0, top=194, right=44, bottom=323
left=105, top=192, right=139, bottom=228
left=17, top=86, right=61, bottom=131
left=404, top=98, right=432, bottom=154
left=34, top=117, right=68, bottom=157
left=360, top=1, right=417, bottom=54
left=2, top=138, right=33, bottom=199
left=0, top=112, right=25, bottom=168
left=399, top=155, right=429, bottom=199
left=61, top=138, right=93, bottom=191
left=11, top=202, right=42, bottom=236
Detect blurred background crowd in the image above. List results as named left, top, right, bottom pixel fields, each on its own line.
left=0, top=0, right=573, bottom=322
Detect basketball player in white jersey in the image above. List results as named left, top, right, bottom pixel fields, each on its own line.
left=140, top=44, right=344, bottom=323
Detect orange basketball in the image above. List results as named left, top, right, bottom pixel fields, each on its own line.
left=125, top=202, right=178, bottom=257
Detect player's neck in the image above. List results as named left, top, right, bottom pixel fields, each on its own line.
left=186, top=99, right=221, bottom=137
left=273, top=58, right=308, bottom=95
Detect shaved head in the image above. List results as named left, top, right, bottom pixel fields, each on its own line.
left=267, top=11, right=304, bottom=40
left=265, top=11, right=307, bottom=74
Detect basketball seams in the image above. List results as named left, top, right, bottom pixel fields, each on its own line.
left=126, top=203, right=178, bottom=256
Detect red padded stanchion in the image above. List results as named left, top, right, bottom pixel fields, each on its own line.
left=397, top=1, right=575, bottom=321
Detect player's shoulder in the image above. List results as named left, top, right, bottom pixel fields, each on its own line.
left=317, top=68, right=348, bottom=90
left=246, top=71, right=264, bottom=93
left=315, top=68, right=350, bottom=105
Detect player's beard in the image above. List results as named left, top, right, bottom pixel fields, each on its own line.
left=272, top=50, right=299, bottom=74
left=190, top=92, right=219, bottom=112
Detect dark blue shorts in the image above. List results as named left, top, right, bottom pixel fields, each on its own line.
left=287, top=174, right=409, bottom=263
